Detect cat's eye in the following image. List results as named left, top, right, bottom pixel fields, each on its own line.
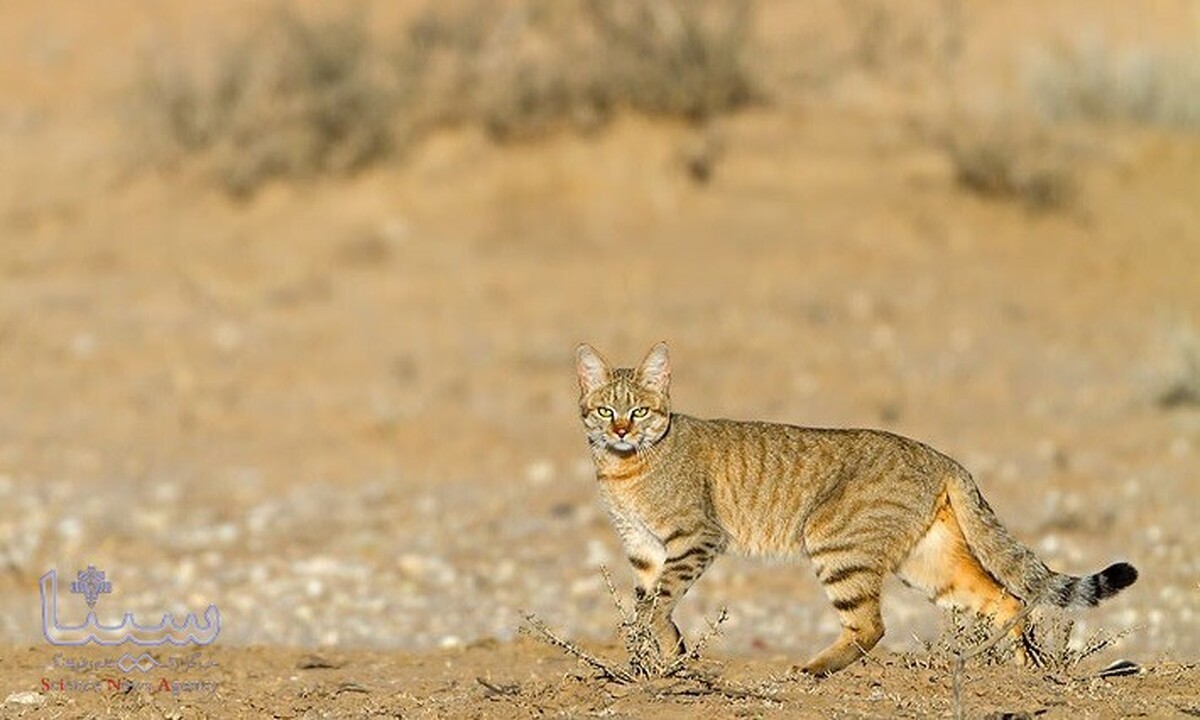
left=596, top=407, right=614, bottom=418
left=630, top=407, right=649, bottom=419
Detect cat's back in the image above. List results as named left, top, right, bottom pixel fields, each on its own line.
left=673, top=413, right=910, bottom=470
left=670, top=415, right=948, bottom=557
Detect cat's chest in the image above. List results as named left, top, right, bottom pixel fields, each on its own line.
left=598, top=483, right=669, bottom=558
left=598, top=478, right=649, bottom=518
left=594, top=453, right=652, bottom=483
left=596, top=469, right=677, bottom=535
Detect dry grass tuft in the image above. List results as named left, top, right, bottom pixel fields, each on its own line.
left=938, top=119, right=1078, bottom=212
left=522, top=566, right=729, bottom=685
left=904, top=609, right=1014, bottom=674
left=140, top=9, right=400, bottom=197
left=138, top=0, right=762, bottom=195
left=1022, top=612, right=1140, bottom=677
left=399, top=0, right=760, bottom=141
left=581, top=0, right=759, bottom=123
left=903, top=603, right=1136, bottom=720
left=1151, top=324, right=1200, bottom=410
left=1026, top=33, right=1200, bottom=129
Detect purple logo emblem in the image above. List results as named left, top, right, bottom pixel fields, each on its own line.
left=69, top=566, right=112, bottom=609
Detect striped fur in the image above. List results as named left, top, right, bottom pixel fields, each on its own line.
left=577, top=343, right=1138, bottom=676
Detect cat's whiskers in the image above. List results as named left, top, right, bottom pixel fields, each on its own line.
left=589, top=436, right=609, bottom=456
left=634, top=436, right=665, bottom=469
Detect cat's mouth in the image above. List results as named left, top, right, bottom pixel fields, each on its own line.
left=609, top=439, right=637, bottom=453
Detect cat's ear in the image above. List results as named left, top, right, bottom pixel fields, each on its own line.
left=576, top=344, right=612, bottom=395
left=636, top=342, right=670, bottom=393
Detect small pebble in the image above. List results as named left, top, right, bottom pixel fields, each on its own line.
left=525, top=459, right=554, bottom=487
left=4, top=691, right=44, bottom=706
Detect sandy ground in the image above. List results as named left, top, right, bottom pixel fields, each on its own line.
left=1, top=1, right=1199, bottom=716
left=3, top=641, right=1200, bottom=718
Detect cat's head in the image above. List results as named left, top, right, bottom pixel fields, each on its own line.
left=575, top=343, right=672, bottom=455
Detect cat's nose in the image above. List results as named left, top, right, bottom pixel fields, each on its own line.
left=613, top=424, right=630, bottom=437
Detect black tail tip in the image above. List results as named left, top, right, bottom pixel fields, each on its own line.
left=1099, top=562, right=1138, bottom=596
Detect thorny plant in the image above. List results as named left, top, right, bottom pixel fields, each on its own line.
left=522, top=566, right=728, bottom=684
left=900, top=600, right=1138, bottom=720
left=902, top=608, right=1014, bottom=673
left=1023, top=611, right=1141, bottom=677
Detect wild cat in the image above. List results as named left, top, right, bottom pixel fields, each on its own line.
left=575, top=342, right=1137, bottom=676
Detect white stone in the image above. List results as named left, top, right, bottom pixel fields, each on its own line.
left=212, top=323, right=243, bottom=352
left=4, top=692, right=44, bottom=706
left=1038, top=534, right=1061, bottom=554
left=306, top=579, right=324, bottom=598
left=71, top=332, right=96, bottom=358
left=569, top=576, right=602, bottom=597
left=525, top=459, right=555, bottom=486
left=585, top=539, right=610, bottom=568
left=214, top=523, right=239, bottom=544
left=56, top=517, right=81, bottom=542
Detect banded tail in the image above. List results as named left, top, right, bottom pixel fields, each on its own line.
left=945, top=469, right=1138, bottom=608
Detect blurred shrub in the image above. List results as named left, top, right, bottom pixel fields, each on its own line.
left=1026, top=34, right=1200, bottom=129
left=1152, top=324, right=1200, bottom=410
left=142, top=10, right=400, bottom=197
left=401, top=1, right=616, bottom=142
left=940, top=31, right=1200, bottom=211
left=398, top=0, right=760, bottom=141
left=939, top=120, right=1077, bottom=212
left=139, top=0, right=762, bottom=195
left=582, top=0, right=758, bottom=122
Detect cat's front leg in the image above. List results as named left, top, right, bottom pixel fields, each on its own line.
left=629, top=527, right=726, bottom=657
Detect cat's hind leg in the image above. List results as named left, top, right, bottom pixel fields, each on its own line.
left=898, top=492, right=1035, bottom=665
left=799, top=549, right=886, bottom=676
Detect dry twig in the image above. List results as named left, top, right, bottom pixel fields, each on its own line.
left=522, top=565, right=729, bottom=685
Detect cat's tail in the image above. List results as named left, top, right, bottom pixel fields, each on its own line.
left=945, top=468, right=1138, bottom=608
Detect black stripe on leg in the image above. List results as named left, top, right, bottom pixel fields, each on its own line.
left=822, top=564, right=876, bottom=586
left=807, top=540, right=859, bottom=559
left=832, top=593, right=878, bottom=612
left=666, top=546, right=708, bottom=564
left=662, top=528, right=693, bottom=545
left=629, top=556, right=652, bottom=572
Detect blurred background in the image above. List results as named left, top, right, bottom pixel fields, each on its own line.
left=1, top=0, right=1197, bottom=661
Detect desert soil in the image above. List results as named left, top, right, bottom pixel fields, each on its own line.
left=4, top=641, right=1200, bottom=718
left=1, top=1, right=1198, bottom=717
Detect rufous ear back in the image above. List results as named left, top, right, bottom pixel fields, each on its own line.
left=636, top=342, right=670, bottom=393
left=576, top=344, right=611, bottom=395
